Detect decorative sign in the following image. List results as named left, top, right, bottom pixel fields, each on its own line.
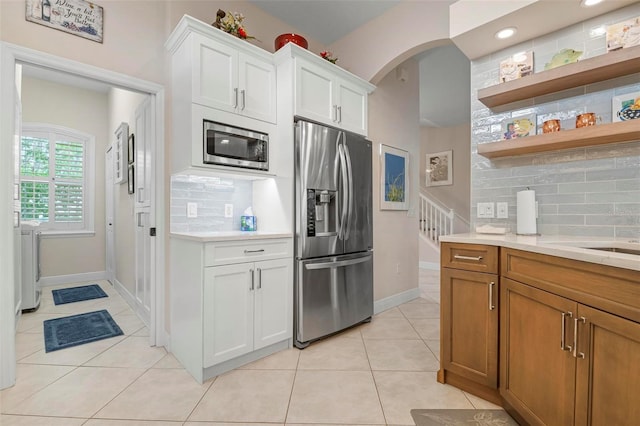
left=25, top=0, right=103, bottom=43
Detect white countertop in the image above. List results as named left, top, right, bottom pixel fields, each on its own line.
left=170, top=231, right=293, bottom=242
left=440, top=233, right=640, bottom=272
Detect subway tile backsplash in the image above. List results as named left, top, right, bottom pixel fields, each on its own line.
left=470, top=3, right=640, bottom=239
left=170, top=174, right=253, bottom=233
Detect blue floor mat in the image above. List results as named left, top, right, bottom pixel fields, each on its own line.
left=44, top=310, right=124, bottom=352
left=52, top=284, right=108, bottom=305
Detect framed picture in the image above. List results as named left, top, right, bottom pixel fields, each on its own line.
left=128, top=134, right=135, bottom=164
left=25, top=0, right=104, bottom=43
left=113, top=122, right=128, bottom=184
left=499, top=51, right=534, bottom=83
left=606, top=16, right=640, bottom=51
left=425, top=150, right=453, bottom=187
left=612, top=91, right=640, bottom=122
left=380, top=144, right=409, bottom=211
left=127, top=164, right=135, bottom=195
left=501, top=114, right=536, bottom=140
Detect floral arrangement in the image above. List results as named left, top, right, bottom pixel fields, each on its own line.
left=320, top=51, right=338, bottom=64
left=213, top=9, right=255, bottom=40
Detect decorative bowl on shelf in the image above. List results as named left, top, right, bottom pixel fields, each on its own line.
left=617, top=106, right=640, bottom=121
left=275, top=33, right=308, bottom=51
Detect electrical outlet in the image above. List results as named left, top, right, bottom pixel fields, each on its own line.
left=497, top=202, right=508, bottom=219
left=186, top=202, right=198, bottom=218
left=477, top=202, right=495, bottom=218
left=224, top=204, right=233, bottom=218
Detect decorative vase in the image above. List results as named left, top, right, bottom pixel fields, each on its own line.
left=275, top=33, right=308, bottom=51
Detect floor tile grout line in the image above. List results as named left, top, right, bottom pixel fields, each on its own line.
left=361, top=334, right=390, bottom=426
left=183, top=373, right=216, bottom=423
left=282, top=347, right=301, bottom=425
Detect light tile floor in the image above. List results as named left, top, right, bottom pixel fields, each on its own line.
left=1, top=270, right=502, bottom=425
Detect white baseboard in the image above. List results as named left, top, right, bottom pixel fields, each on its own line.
left=374, top=287, right=420, bottom=315
left=419, top=261, right=440, bottom=270
left=38, top=271, right=107, bottom=287
left=112, top=278, right=137, bottom=310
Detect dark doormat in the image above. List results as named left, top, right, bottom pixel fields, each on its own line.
left=52, top=284, right=108, bottom=305
left=411, top=409, right=520, bottom=425
left=44, top=310, right=124, bottom=352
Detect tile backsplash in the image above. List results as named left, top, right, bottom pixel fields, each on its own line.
left=470, top=3, right=640, bottom=239
left=170, top=174, right=253, bottom=233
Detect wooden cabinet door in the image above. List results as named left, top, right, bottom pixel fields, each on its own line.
left=203, top=263, right=254, bottom=367
left=238, top=52, right=276, bottom=123
left=295, top=58, right=335, bottom=126
left=253, top=258, right=292, bottom=350
left=335, top=79, right=368, bottom=135
left=501, top=278, right=577, bottom=426
left=575, top=304, right=640, bottom=426
left=441, top=268, right=498, bottom=388
left=192, top=34, right=238, bottom=113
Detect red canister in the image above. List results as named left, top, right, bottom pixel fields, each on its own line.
left=275, top=33, right=308, bottom=51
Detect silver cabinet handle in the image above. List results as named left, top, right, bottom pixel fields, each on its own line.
left=233, top=88, right=238, bottom=109
left=488, top=281, right=495, bottom=311
left=561, top=311, right=573, bottom=351
left=573, top=316, right=586, bottom=359
left=333, top=105, right=338, bottom=122
left=244, top=249, right=265, bottom=254
left=250, top=269, right=255, bottom=291
left=337, top=105, right=342, bottom=123
left=240, top=89, right=246, bottom=110
left=257, top=268, right=262, bottom=289
left=453, top=254, right=483, bottom=261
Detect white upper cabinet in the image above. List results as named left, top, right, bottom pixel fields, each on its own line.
left=167, top=16, right=276, bottom=124
left=279, top=44, right=374, bottom=135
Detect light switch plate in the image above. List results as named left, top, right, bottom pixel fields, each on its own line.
left=477, top=202, right=495, bottom=218
left=224, top=204, right=233, bottom=218
left=497, top=202, right=508, bottom=218
left=187, top=202, right=198, bottom=218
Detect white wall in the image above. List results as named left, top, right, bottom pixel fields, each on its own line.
left=108, top=88, right=146, bottom=296
left=368, top=58, right=421, bottom=301
left=21, top=76, right=108, bottom=277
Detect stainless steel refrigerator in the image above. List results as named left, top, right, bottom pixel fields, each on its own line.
left=294, top=118, right=373, bottom=349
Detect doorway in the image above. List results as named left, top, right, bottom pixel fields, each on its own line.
left=0, top=43, right=165, bottom=390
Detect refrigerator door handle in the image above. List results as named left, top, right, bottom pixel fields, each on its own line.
left=304, top=255, right=371, bottom=270
left=342, top=139, right=354, bottom=240
left=337, top=140, right=349, bottom=240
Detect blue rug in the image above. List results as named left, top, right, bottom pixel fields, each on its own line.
left=52, top=284, right=108, bottom=305
left=44, top=310, right=124, bottom=352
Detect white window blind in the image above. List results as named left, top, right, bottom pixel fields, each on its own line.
left=20, top=124, right=95, bottom=232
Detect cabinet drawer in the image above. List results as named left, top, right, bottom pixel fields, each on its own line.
left=204, top=238, right=292, bottom=266
left=441, top=243, right=498, bottom=273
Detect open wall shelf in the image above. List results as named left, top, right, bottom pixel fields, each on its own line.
left=477, top=119, right=640, bottom=159
left=478, top=46, right=640, bottom=109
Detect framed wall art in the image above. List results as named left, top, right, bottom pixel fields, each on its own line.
left=501, top=114, right=536, bottom=140
left=612, top=91, right=640, bottom=122
left=25, top=0, right=104, bottom=43
left=128, top=133, right=135, bottom=165
left=127, top=164, right=135, bottom=195
left=425, top=150, right=452, bottom=187
left=113, top=122, right=128, bottom=184
left=380, top=144, right=409, bottom=211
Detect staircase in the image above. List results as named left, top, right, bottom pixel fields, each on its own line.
left=419, top=193, right=454, bottom=249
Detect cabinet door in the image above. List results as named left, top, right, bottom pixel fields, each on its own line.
left=500, top=278, right=576, bottom=426
left=336, top=79, right=368, bottom=135
left=203, top=263, right=254, bottom=367
left=441, top=268, right=498, bottom=388
left=253, top=258, right=291, bottom=350
left=295, top=58, right=335, bottom=126
left=238, top=53, right=276, bottom=123
left=574, top=305, right=640, bottom=426
left=192, top=34, right=238, bottom=113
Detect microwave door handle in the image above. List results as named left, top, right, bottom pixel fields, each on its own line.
left=342, top=137, right=354, bottom=241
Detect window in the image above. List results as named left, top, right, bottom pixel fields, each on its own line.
left=20, top=124, right=95, bottom=233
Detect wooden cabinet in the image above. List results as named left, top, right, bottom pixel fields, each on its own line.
left=203, top=257, right=291, bottom=367
left=476, top=45, right=640, bottom=158
left=500, top=248, right=640, bottom=426
left=187, top=33, right=276, bottom=123
left=170, top=236, right=293, bottom=383
left=439, top=242, right=500, bottom=403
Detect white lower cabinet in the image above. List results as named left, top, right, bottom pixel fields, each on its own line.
left=203, top=258, right=291, bottom=367
left=170, top=236, right=292, bottom=383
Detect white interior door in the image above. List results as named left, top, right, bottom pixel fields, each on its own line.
left=134, top=97, right=153, bottom=327
left=105, top=146, right=115, bottom=284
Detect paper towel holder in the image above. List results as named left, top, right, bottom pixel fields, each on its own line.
left=516, top=187, right=540, bottom=236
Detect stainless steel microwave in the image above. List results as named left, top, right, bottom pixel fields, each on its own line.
left=203, top=120, right=269, bottom=171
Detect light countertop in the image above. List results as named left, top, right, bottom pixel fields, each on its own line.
left=170, top=231, right=292, bottom=242
left=440, top=233, right=640, bottom=272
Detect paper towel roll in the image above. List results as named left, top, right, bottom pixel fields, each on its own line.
left=517, top=189, right=537, bottom=235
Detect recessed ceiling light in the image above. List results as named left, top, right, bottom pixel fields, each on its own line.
left=495, top=27, right=517, bottom=40
left=581, top=0, right=604, bottom=6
